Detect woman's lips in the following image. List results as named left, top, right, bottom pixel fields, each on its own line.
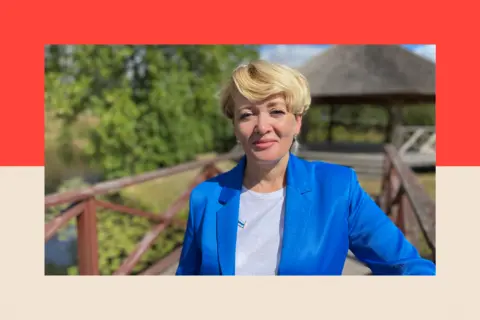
left=252, top=140, right=277, bottom=150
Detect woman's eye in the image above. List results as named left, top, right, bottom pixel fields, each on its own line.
left=239, top=113, right=251, bottom=119
left=271, top=110, right=285, bottom=115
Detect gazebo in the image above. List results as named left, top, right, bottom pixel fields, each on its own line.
left=297, top=45, right=436, bottom=144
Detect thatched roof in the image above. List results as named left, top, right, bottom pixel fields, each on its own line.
left=298, top=45, right=436, bottom=105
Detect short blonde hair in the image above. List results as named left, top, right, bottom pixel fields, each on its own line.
left=220, top=60, right=312, bottom=120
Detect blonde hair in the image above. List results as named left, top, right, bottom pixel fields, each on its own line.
left=220, top=60, right=312, bottom=120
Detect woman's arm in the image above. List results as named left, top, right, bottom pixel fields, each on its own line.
left=175, top=190, right=202, bottom=275
left=347, top=169, right=436, bottom=275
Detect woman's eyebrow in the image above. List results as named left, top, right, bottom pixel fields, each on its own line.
left=237, top=105, right=253, bottom=112
left=266, top=101, right=286, bottom=108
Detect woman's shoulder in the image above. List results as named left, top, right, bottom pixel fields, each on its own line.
left=300, top=159, right=363, bottom=200
left=312, top=159, right=354, bottom=175
left=298, top=156, right=357, bottom=186
left=190, top=168, right=234, bottom=200
left=295, top=154, right=354, bottom=176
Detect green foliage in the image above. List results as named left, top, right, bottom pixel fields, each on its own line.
left=93, top=199, right=186, bottom=275
left=45, top=45, right=259, bottom=179
left=402, top=104, right=435, bottom=125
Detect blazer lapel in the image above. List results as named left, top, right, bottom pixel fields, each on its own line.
left=215, top=154, right=315, bottom=276
left=216, top=157, right=245, bottom=276
left=277, top=153, right=314, bottom=275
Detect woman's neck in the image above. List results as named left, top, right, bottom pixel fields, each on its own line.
left=243, top=153, right=289, bottom=193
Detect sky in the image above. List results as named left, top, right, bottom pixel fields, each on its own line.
left=259, top=44, right=436, bottom=68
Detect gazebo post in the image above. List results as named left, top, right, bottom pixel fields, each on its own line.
left=384, top=105, right=403, bottom=143
left=327, top=104, right=336, bottom=144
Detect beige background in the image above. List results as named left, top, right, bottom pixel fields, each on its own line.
left=0, top=166, right=477, bottom=319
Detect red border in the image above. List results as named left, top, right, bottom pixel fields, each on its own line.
left=0, top=1, right=477, bottom=166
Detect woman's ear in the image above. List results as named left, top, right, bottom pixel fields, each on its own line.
left=295, top=114, right=303, bottom=135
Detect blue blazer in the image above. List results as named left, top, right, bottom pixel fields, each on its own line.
left=176, top=153, right=436, bottom=276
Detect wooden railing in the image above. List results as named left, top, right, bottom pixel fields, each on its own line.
left=45, top=151, right=243, bottom=275
left=378, top=144, right=436, bottom=262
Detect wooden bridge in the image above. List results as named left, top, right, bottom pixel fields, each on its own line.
left=44, top=126, right=436, bottom=276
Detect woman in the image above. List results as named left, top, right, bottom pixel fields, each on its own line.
left=176, top=60, right=436, bottom=276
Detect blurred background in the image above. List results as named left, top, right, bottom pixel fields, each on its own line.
left=45, top=44, right=436, bottom=275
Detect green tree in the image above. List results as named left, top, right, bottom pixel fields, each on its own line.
left=45, top=45, right=258, bottom=179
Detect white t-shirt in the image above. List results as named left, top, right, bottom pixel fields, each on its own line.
left=235, top=186, right=285, bottom=275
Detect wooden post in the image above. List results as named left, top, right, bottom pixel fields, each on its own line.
left=392, top=126, right=405, bottom=149
left=385, top=105, right=403, bottom=143
left=384, top=105, right=393, bottom=143
left=327, top=104, right=336, bottom=144
left=76, top=197, right=99, bottom=275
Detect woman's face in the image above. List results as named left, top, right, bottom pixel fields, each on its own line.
left=232, top=91, right=302, bottom=164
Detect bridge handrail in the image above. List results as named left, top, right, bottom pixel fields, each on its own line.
left=379, top=144, right=436, bottom=261
left=45, top=151, right=244, bottom=207
left=45, top=151, right=243, bottom=275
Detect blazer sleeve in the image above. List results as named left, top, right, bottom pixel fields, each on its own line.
left=347, top=169, right=436, bottom=275
left=176, top=189, right=202, bottom=275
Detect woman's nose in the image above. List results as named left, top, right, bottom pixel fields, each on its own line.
left=255, top=112, right=272, bottom=134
